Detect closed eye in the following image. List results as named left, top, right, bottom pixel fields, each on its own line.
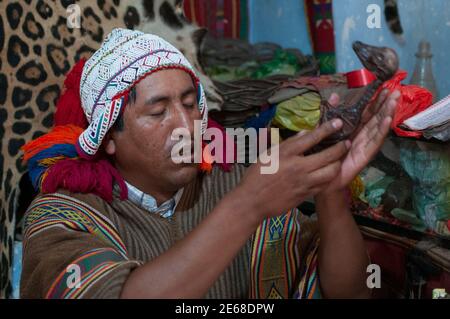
left=149, top=107, right=166, bottom=116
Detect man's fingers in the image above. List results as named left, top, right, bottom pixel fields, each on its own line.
left=375, top=91, right=399, bottom=123
left=366, top=116, right=393, bottom=152
left=383, top=94, right=399, bottom=117
left=289, top=119, right=343, bottom=155
left=304, top=140, right=350, bottom=171
left=362, top=89, right=399, bottom=126
left=307, top=161, right=342, bottom=186
left=361, top=89, right=389, bottom=124
left=365, top=95, right=398, bottom=133
left=308, top=184, right=329, bottom=197
left=327, top=93, right=340, bottom=107
left=390, top=89, right=401, bottom=100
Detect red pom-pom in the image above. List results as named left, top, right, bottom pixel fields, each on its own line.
left=54, top=59, right=88, bottom=128
left=199, top=142, right=213, bottom=173
left=42, top=158, right=128, bottom=203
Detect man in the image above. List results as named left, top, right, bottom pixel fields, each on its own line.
left=20, top=28, right=400, bottom=299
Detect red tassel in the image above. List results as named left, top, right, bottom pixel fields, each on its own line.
left=42, top=158, right=128, bottom=203
left=54, top=59, right=88, bottom=128
left=199, top=142, right=213, bottom=173
left=207, top=118, right=235, bottom=172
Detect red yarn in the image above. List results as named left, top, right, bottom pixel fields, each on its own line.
left=54, top=58, right=89, bottom=128
left=200, top=142, right=213, bottom=173
left=42, top=158, right=128, bottom=203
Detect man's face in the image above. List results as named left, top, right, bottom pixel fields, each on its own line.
left=106, top=69, right=202, bottom=201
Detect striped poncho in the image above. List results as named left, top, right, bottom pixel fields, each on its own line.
left=20, top=164, right=321, bottom=299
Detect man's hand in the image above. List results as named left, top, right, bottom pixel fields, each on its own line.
left=237, top=119, right=351, bottom=221
left=311, top=91, right=400, bottom=299
left=323, top=89, right=401, bottom=194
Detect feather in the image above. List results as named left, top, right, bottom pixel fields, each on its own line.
left=384, top=0, right=405, bottom=43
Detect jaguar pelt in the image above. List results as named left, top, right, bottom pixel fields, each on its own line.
left=0, top=0, right=223, bottom=298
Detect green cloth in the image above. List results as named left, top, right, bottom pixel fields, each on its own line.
left=205, top=49, right=304, bottom=81
left=399, top=140, right=450, bottom=234
left=252, top=50, right=300, bottom=79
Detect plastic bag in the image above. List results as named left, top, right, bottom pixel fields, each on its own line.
left=252, top=49, right=300, bottom=79
left=272, top=92, right=321, bottom=132
left=206, top=61, right=259, bottom=82
left=365, top=176, right=395, bottom=208
left=399, top=140, right=450, bottom=236
left=372, top=71, right=433, bottom=137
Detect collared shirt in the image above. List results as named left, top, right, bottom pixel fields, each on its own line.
left=125, top=182, right=184, bottom=219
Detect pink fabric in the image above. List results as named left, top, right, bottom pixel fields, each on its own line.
left=207, top=118, right=236, bottom=172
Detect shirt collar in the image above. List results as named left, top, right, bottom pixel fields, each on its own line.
left=125, top=181, right=184, bottom=219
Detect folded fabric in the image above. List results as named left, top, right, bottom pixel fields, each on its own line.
left=276, top=74, right=347, bottom=93
left=390, top=208, right=427, bottom=232
left=245, top=105, right=277, bottom=129
left=268, top=87, right=310, bottom=105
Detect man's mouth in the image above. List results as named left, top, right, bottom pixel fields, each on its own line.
left=169, top=140, right=200, bottom=163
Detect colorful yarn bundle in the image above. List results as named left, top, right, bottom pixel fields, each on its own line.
left=21, top=59, right=129, bottom=202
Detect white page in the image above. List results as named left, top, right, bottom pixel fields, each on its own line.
left=403, top=94, right=450, bottom=130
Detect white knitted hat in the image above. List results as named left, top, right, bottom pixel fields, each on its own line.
left=77, top=28, right=208, bottom=158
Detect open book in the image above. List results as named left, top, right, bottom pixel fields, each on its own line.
left=402, top=94, right=450, bottom=141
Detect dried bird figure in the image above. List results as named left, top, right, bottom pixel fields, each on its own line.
left=314, top=41, right=399, bottom=151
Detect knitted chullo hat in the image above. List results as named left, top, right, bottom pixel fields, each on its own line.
left=22, top=28, right=212, bottom=202
left=78, top=28, right=208, bottom=157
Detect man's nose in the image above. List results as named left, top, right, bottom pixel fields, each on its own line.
left=172, top=104, right=196, bottom=136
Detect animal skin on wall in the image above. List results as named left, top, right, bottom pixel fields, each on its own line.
left=384, top=0, right=404, bottom=40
